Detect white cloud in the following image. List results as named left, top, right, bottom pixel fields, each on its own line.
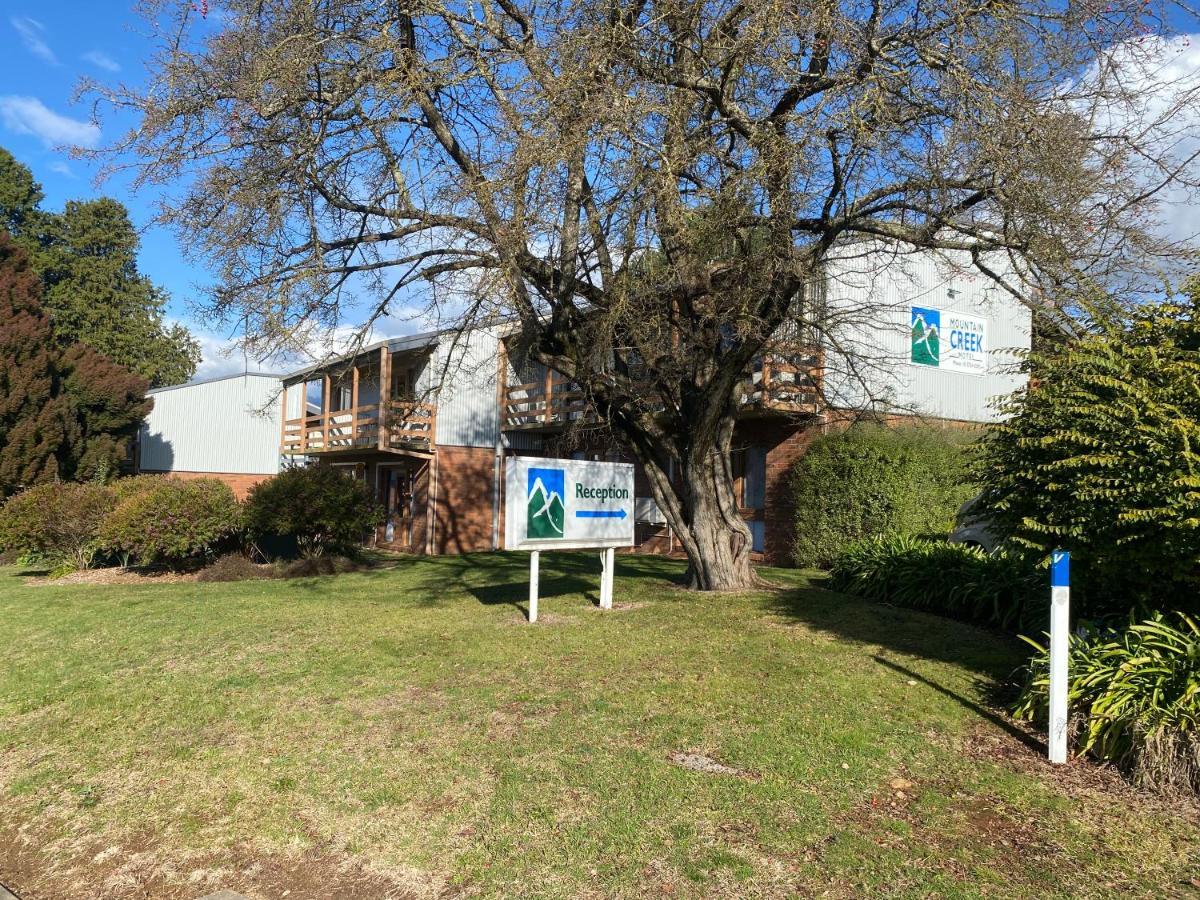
left=185, top=325, right=297, bottom=384
left=10, top=16, right=57, bottom=65
left=0, top=96, right=100, bottom=148
left=82, top=49, right=120, bottom=72
left=46, top=159, right=75, bottom=178
left=1075, top=34, right=1200, bottom=249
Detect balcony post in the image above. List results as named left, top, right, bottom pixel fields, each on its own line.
left=379, top=346, right=392, bottom=450
left=351, top=362, right=360, bottom=445
left=322, top=373, right=331, bottom=450
left=280, top=382, right=288, bottom=455
left=543, top=366, right=553, bottom=425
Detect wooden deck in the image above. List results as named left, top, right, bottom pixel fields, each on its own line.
left=281, top=401, right=436, bottom=455
left=501, top=348, right=823, bottom=431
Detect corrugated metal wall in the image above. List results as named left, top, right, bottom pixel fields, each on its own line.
left=139, top=373, right=283, bottom=474
left=821, top=245, right=1031, bottom=423
left=426, top=327, right=503, bottom=448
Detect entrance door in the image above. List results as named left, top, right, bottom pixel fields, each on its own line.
left=383, top=466, right=415, bottom=550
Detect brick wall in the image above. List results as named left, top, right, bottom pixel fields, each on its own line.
left=431, top=445, right=499, bottom=554
left=139, top=469, right=272, bottom=500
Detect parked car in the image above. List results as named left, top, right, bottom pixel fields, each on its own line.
left=948, top=494, right=1000, bottom=553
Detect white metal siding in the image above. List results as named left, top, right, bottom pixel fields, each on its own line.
left=426, top=327, right=503, bottom=448
left=140, top=374, right=283, bottom=475
left=820, top=246, right=1031, bottom=423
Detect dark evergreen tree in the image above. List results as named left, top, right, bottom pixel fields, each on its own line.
left=0, top=146, right=42, bottom=243
left=0, top=147, right=200, bottom=387
left=0, top=233, right=69, bottom=494
left=0, top=234, right=152, bottom=495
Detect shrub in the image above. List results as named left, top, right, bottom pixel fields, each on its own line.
left=0, top=481, right=114, bottom=569
left=828, top=535, right=1043, bottom=631
left=110, top=474, right=168, bottom=502
left=790, top=424, right=977, bottom=568
left=244, top=466, right=382, bottom=557
left=275, top=555, right=365, bottom=578
left=100, top=478, right=242, bottom=566
left=1013, top=613, right=1200, bottom=796
left=197, top=552, right=273, bottom=582
left=978, top=291, right=1200, bottom=616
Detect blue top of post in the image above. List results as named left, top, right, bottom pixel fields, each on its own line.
left=1051, top=550, right=1070, bottom=587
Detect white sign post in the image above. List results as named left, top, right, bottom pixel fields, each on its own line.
left=1048, top=550, right=1070, bottom=764
left=505, top=456, right=636, bottom=622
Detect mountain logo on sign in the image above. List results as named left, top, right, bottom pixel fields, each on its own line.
left=911, top=306, right=941, bottom=367
left=527, top=467, right=565, bottom=539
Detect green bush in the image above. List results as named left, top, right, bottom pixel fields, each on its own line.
left=100, top=477, right=242, bottom=565
left=978, top=292, right=1200, bottom=615
left=828, top=535, right=1043, bottom=631
left=790, top=424, right=977, bottom=568
left=1013, top=613, right=1200, bottom=796
left=244, top=465, right=383, bottom=557
left=0, top=481, right=115, bottom=569
left=110, top=474, right=169, bottom=501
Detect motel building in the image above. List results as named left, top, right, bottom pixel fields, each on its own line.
left=138, top=246, right=1031, bottom=564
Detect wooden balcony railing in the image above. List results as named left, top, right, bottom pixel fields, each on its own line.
left=501, top=349, right=823, bottom=431
left=743, top=347, right=823, bottom=413
left=503, top=371, right=596, bottom=431
left=281, top=400, right=436, bottom=455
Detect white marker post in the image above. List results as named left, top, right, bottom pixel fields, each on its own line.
left=1048, top=550, right=1070, bottom=764
left=600, top=547, right=615, bottom=610
left=529, top=550, right=540, bottom=623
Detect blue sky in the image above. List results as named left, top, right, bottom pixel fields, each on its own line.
left=0, top=3, right=340, bottom=379
left=3, top=4, right=1199, bottom=379
left=1, top=5, right=209, bottom=315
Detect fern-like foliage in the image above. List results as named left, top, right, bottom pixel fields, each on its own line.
left=1013, top=612, right=1200, bottom=795
left=978, top=294, right=1200, bottom=615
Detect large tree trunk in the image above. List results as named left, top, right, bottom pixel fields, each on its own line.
left=628, top=413, right=757, bottom=591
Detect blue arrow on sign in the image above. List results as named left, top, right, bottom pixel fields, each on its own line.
left=576, top=509, right=627, bottom=519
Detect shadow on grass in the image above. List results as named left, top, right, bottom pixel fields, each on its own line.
left=874, top=655, right=1043, bottom=753
left=285, top=549, right=688, bottom=620
left=762, top=571, right=1028, bottom=684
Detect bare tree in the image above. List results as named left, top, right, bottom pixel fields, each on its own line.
left=92, top=0, right=1199, bottom=588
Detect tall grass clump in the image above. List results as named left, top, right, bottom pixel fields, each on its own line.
left=1013, top=612, right=1200, bottom=796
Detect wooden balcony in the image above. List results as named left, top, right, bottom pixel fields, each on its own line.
left=741, top=347, right=823, bottom=415
left=281, top=401, right=436, bottom=455
left=503, top=371, right=597, bottom=431
left=501, top=349, right=823, bottom=431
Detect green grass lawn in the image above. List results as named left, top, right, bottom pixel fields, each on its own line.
left=0, top=553, right=1196, bottom=899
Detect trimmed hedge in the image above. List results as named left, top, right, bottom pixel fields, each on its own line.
left=0, top=481, right=115, bottom=569
left=828, top=535, right=1043, bottom=631
left=1014, top=612, right=1200, bottom=796
left=100, top=477, right=242, bottom=565
left=789, top=424, right=977, bottom=568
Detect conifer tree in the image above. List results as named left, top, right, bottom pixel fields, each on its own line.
left=0, top=234, right=152, bottom=495
left=0, top=233, right=69, bottom=494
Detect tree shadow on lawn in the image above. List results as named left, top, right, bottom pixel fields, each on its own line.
left=288, top=550, right=687, bottom=620
left=762, top=573, right=1040, bottom=746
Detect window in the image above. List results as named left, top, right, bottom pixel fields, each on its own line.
left=742, top=445, right=766, bottom=510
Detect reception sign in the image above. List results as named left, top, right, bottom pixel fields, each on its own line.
left=505, top=456, right=636, bottom=550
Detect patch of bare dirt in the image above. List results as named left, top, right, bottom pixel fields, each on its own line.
left=0, top=821, right=437, bottom=900
left=668, top=751, right=759, bottom=780
left=963, top=721, right=1200, bottom=821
